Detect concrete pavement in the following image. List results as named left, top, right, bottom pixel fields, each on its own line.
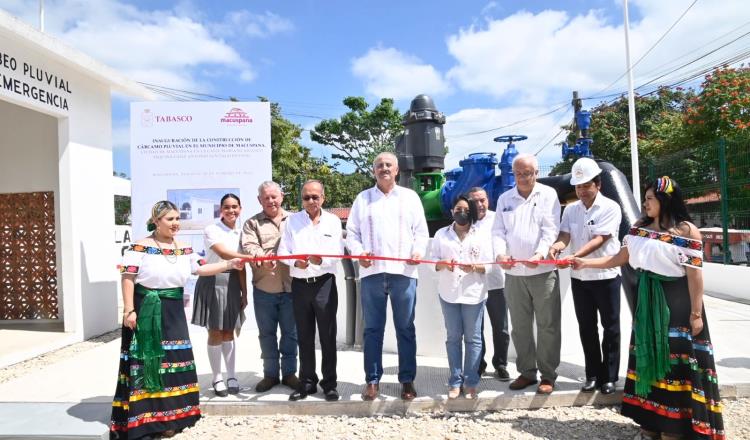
left=0, top=294, right=749, bottom=439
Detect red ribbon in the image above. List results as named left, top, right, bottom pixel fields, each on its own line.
left=241, top=254, right=570, bottom=267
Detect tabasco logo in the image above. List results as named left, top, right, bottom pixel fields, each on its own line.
left=220, top=108, right=253, bottom=125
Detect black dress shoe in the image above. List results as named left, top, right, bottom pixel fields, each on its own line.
left=401, top=382, right=417, bottom=400
left=289, top=385, right=317, bottom=401
left=213, top=380, right=228, bottom=397
left=495, top=366, right=511, bottom=382
left=600, top=382, right=616, bottom=395
left=478, top=359, right=488, bottom=376
left=581, top=378, right=597, bottom=392
left=324, top=388, right=340, bottom=401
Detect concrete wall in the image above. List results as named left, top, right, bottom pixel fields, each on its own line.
left=1, top=31, right=118, bottom=338
left=704, top=262, right=750, bottom=302
left=0, top=100, right=58, bottom=191
left=330, top=239, right=632, bottom=360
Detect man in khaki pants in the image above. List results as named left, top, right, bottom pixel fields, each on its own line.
left=492, top=153, right=561, bottom=394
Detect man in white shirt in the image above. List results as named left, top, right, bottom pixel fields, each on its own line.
left=346, top=152, right=429, bottom=401
left=278, top=180, right=344, bottom=402
left=467, top=187, right=510, bottom=381
left=549, top=158, right=622, bottom=395
left=492, top=153, right=561, bottom=394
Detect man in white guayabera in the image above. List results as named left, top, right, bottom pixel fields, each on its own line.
left=346, top=152, right=429, bottom=401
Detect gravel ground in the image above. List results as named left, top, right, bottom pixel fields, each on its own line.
left=1, top=334, right=746, bottom=439
left=178, top=398, right=749, bottom=440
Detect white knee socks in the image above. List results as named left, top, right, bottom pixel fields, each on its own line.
left=222, top=340, right=236, bottom=379
left=207, top=343, right=224, bottom=385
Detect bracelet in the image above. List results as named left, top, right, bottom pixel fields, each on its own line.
left=690, top=311, right=702, bottom=319
left=123, top=309, right=135, bottom=316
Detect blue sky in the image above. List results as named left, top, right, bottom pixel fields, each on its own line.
left=2, top=0, right=748, bottom=175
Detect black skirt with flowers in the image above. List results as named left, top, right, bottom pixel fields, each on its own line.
left=109, top=293, right=201, bottom=439
left=621, top=276, right=724, bottom=439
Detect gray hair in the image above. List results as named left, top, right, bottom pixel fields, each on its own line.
left=512, top=153, right=538, bottom=170
left=257, top=180, right=283, bottom=196
left=373, top=151, right=398, bottom=166
left=302, top=179, right=325, bottom=195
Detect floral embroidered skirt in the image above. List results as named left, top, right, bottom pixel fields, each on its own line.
left=110, top=295, right=201, bottom=439
left=621, top=276, right=724, bottom=439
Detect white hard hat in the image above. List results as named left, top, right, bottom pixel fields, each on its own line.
left=570, top=157, right=602, bottom=185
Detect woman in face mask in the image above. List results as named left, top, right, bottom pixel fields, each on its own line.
left=431, top=195, right=492, bottom=399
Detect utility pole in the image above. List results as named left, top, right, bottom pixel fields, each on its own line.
left=623, top=0, right=641, bottom=204
left=39, top=0, right=45, bottom=32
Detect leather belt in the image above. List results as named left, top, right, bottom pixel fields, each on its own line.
left=293, top=273, right=333, bottom=284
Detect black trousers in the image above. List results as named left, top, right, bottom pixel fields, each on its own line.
left=480, top=288, right=510, bottom=370
left=570, top=276, right=621, bottom=383
left=291, top=273, right=338, bottom=391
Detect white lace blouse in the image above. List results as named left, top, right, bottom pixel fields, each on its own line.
left=120, top=244, right=206, bottom=288
left=623, top=227, right=703, bottom=278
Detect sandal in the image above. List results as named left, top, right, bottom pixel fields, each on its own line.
left=226, top=377, right=240, bottom=394
left=213, top=380, right=228, bottom=397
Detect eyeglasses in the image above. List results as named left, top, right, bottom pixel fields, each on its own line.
left=302, top=195, right=321, bottom=201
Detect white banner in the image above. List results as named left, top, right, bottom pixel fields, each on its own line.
left=130, top=101, right=271, bottom=256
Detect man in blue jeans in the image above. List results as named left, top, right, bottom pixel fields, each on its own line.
left=346, top=152, right=429, bottom=401
left=240, top=181, right=299, bottom=392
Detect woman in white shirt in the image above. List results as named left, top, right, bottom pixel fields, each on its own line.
left=191, top=194, right=248, bottom=397
left=574, top=177, right=724, bottom=440
left=432, top=195, right=492, bottom=399
left=112, top=201, right=243, bottom=439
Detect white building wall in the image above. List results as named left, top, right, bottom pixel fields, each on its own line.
left=1, top=30, right=119, bottom=338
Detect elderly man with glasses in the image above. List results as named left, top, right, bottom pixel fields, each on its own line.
left=277, top=180, right=343, bottom=402
left=492, top=153, right=562, bottom=395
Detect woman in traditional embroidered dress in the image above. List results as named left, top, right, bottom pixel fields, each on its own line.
left=191, top=194, right=248, bottom=397
left=573, top=177, right=724, bottom=440
left=111, top=201, right=243, bottom=440
left=432, top=196, right=491, bottom=400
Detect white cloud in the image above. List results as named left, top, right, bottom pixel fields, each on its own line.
left=214, top=10, right=294, bottom=39
left=0, top=0, right=295, bottom=91
left=443, top=106, right=570, bottom=171
left=446, top=0, right=750, bottom=103
left=351, top=47, right=451, bottom=100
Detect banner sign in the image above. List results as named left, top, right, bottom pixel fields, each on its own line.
left=130, top=101, right=271, bottom=256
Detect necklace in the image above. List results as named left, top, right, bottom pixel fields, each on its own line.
left=152, top=233, right=178, bottom=264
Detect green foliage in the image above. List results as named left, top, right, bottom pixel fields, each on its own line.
left=114, top=195, right=131, bottom=225
left=685, top=66, right=750, bottom=143
left=263, top=97, right=373, bottom=209
left=310, top=97, right=403, bottom=176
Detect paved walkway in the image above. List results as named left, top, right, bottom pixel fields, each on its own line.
left=0, top=294, right=749, bottom=438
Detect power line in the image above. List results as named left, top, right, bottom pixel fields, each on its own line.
left=533, top=110, right=574, bottom=157
left=446, top=103, right=569, bottom=139
left=590, top=0, right=699, bottom=99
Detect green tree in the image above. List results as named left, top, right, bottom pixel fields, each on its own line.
left=684, top=66, right=750, bottom=142
left=550, top=87, right=695, bottom=178
left=310, top=97, right=403, bottom=176
left=264, top=97, right=374, bottom=209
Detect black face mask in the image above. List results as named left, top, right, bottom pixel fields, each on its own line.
left=453, top=211, right=470, bottom=226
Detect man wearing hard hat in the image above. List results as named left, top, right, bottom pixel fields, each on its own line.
left=549, top=157, right=622, bottom=395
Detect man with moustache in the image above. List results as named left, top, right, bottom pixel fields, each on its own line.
left=492, top=153, right=561, bottom=394
left=346, top=152, right=429, bottom=401
left=467, top=187, right=510, bottom=381
left=278, top=180, right=343, bottom=402
left=240, top=181, right=299, bottom=393
left=549, top=158, right=622, bottom=395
